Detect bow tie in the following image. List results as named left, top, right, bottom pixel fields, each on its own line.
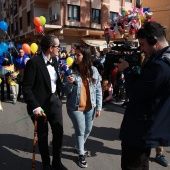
left=46, top=61, right=54, bottom=67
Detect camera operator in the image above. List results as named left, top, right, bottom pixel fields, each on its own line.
left=118, top=21, right=170, bottom=170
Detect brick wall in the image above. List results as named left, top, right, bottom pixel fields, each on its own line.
left=80, top=0, right=90, bottom=27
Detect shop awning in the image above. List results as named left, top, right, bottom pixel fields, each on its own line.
left=82, top=38, right=108, bottom=50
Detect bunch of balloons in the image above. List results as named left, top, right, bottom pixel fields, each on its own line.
left=22, top=43, right=38, bottom=54
left=0, top=42, right=8, bottom=56
left=33, top=16, right=46, bottom=34
left=0, top=21, right=8, bottom=31
left=105, top=7, right=154, bottom=39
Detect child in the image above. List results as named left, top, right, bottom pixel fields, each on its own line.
left=8, top=71, right=19, bottom=104
left=102, top=79, right=113, bottom=105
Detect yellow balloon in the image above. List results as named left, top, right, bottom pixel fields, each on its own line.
left=140, top=14, right=145, bottom=21
left=66, top=57, right=74, bottom=66
left=30, top=43, right=38, bottom=54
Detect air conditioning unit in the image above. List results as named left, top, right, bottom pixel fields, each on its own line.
left=53, top=14, right=58, bottom=20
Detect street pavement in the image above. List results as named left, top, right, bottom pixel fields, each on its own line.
left=0, top=96, right=170, bottom=170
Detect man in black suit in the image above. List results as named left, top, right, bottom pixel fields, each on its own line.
left=23, top=35, right=67, bottom=170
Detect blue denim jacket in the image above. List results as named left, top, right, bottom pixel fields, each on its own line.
left=63, top=66, right=102, bottom=111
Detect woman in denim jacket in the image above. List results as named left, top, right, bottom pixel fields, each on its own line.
left=63, top=45, right=102, bottom=168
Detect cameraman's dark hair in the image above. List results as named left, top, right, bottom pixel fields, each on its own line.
left=136, top=21, right=166, bottom=44
left=40, top=35, right=58, bottom=52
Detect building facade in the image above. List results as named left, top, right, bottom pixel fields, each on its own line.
left=142, top=0, right=170, bottom=42
left=2, top=0, right=137, bottom=51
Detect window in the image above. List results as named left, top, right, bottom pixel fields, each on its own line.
left=92, top=9, right=100, bottom=24
left=13, top=3, right=17, bottom=15
left=27, top=11, right=31, bottom=26
left=11, top=23, right=14, bottom=34
left=19, top=0, right=22, bottom=6
left=14, top=22, right=18, bottom=35
left=110, top=12, right=118, bottom=21
left=68, top=5, right=80, bottom=21
left=49, top=7, right=52, bottom=18
left=3, top=2, right=6, bottom=8
left=20, top=17, right=22, bottom=30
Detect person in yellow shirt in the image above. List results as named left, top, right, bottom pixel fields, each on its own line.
left=8, top=71, right=19, bottom=104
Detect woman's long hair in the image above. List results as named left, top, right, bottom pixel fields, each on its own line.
left=72, top=45, right=93, bottom=80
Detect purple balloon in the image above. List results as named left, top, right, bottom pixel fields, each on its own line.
left=0, top=21, right=8, bottom=31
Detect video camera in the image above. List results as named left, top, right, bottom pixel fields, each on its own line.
left=104, top=41, right=141, bottom=80
left=106, top=51, right=141, bottom=67
left=106, top=41, right=141, bottom=67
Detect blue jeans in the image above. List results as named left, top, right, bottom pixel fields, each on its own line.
left=67, top=108, right=95, bottom=155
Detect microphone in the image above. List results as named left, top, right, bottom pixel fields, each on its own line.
left=59, top=61, right=77, bottom=86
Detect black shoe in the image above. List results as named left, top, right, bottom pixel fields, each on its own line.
left=121, top=102, right=128, bottom=107
left=78, top=155, right=88, bottom=168
left=52, top=162, right=68, bottom=170
left=43, top=165, right=52, bottom=170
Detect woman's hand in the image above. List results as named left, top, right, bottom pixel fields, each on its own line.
left=95, top=110, right=101, bottom=118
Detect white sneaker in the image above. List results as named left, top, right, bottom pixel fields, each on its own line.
left=0, top=101, right=3, bottom=111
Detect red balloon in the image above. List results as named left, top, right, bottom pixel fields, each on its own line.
left=33, top=17, right=42, bottom=26
left=35, top=26, right=44, bottom=33
left=129, top=29, right=136, bottom=35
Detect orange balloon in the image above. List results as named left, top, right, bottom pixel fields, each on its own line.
left=22, top=43, right=30, bottom=54
left=33, top=17, right=42, bottom=26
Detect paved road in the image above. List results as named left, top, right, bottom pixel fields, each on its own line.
left=0, top=97, right=170, bottom=170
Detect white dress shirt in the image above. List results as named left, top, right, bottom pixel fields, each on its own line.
left=42, top=52, right=57, bottom=93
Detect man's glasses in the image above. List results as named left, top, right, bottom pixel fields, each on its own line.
left=52, top=44, right=60, bottom=49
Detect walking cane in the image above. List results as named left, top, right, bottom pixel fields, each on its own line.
left=32, top=110, right=47, bottom=170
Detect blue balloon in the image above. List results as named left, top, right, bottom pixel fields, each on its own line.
left=0, top=21, right=8, bottom=31
left=0, top=48, right=3, bottom=56
left=143, top=8, right=150, bottom=13
left=0, top=42, right=8, bottom=53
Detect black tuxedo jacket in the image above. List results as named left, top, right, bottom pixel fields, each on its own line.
left=23, top=54, right=62, bottom=113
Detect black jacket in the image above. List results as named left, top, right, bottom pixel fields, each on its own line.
left=22, top=54, right=62, bottom=114
left=119, top=46, right=170, bottom=148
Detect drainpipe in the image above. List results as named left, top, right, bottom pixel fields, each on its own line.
left=90, top=0, right=91, bottom=29
left=120, top=0, right=124, bottom=12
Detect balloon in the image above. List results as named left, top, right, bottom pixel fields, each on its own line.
left=30, top=43, right=38, bottom=54
left=33, top=17, right=42, bottom=26
left=66, top=57, right=74, bottom=66
left=39, top=16, right=46, bottom=26
left=35, top=26, right=44, bottom=33
left=22, top=43, right=30, bottom=54
left=0, top=48, right=3, bottom=56
left=0, top=42, right=8, bottom=53
left=0, top=21, right=8, bottom=31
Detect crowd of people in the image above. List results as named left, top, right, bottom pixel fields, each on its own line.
left=0, top=21, right=170, bottom=170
